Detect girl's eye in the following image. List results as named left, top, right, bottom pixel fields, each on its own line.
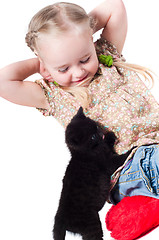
left=80, top=56, right=90, bottom=64
left=58, top=67, right=69, bottom=73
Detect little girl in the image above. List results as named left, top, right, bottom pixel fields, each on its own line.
left=1, top=1, right=159, bottom=201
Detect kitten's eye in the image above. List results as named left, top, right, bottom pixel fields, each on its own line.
left=91, top=134, right=97, bottom=141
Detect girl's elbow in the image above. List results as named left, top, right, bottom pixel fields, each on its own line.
left=0, top=73, right=4, bottom=96
left=0, top=80, right=8, bottom=98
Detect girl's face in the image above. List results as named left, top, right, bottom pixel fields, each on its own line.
left=37, top=27, right=99, bottom=87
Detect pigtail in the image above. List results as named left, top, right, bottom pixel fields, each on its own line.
left=25, top=31, right=39, bottom=54
left=62, top=77, right=93, bottom=110
left=113, top=61, right=156, bottom=88
left=98, top=54, right=156, bottom=89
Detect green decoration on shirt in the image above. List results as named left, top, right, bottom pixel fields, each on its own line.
left=98, top=54, right=113, bottom=67
left=53, top=81, right=59, bottom=86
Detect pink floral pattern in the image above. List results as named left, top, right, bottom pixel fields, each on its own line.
left=36, top=38, right=159, bottom=154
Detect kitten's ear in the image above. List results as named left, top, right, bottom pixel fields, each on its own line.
left=76, top=107, right=86, bottom=119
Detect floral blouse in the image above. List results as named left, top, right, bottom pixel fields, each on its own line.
left=35, top=37, right=159, bottom=154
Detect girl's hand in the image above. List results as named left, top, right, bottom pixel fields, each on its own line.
left=39, top=61, right=54, bottom=81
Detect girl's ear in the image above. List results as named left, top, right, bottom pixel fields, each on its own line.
left=38, top=58, right=53, bottom=81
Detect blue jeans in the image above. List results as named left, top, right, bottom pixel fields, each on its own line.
left=110, top=144, right=159, bottom=205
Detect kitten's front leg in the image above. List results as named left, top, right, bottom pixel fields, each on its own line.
left=110, top=146, right=136, bottom=174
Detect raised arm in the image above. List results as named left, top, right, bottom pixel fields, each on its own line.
left=0, top=58, right=49, bottom=109
left=89, top=0, right=127, bottom=54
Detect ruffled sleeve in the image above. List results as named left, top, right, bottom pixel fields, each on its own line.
left=35, top=79, right=80, bottom=127
left=95, top=37, right=126, bottom=62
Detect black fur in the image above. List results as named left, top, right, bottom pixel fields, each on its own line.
left=53, top=107, right=133, bottom=240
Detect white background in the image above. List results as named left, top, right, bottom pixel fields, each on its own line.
left=0, top=0, right=159, bottom=239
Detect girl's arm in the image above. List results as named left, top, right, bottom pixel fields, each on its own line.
left=0, top=58, right=49, bottom=109
left=89, top=0, right=127, bottom=54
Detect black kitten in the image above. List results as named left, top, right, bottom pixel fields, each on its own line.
left=53, top=107, right=133, bottom=240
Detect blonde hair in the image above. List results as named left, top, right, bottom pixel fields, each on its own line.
left=25, top=2, right=156, bottom=109
left=25, top=2, right=95, bottom=53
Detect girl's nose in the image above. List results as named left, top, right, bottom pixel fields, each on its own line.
left=72, top=66, right=85, bottom=79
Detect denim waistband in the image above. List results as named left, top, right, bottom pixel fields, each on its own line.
left=110, top=144, right=159, bottom=204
